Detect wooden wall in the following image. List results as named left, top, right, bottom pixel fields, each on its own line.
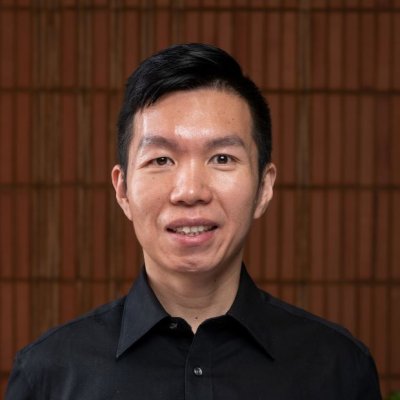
left=1, top=0, right=399, bottom=396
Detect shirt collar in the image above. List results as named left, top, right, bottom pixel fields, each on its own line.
left=116, top=268, right=168, bottom=358
left=117, top=264, right=276, bottom=360
left=227, top=266, right=276, bottom=360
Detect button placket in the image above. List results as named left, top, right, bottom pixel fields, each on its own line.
left=184, top=327, right=213, bottom=399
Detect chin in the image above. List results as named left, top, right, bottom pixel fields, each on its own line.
left=174, top=263, right=213, bottom=274
left=169, top=258, right=218, bottom=275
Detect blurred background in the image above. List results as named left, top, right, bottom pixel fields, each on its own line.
left=0, top=0, right=399, bottom=397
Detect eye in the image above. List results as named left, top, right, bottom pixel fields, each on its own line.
left=210, top=154, right=234, bottom=164
left=151, top=157, right=173, bottom=166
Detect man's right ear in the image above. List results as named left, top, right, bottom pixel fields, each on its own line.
left=111, top=165, right=133, bottom=221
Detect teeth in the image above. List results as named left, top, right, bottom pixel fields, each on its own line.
left=173, top=226, right=212, bottom=236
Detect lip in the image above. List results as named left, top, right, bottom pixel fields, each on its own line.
left=165, top=218, right=219, bottom=246
left=166, top=218, right=219, bottom=231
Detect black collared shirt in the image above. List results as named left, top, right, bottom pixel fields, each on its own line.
left=6, top=266, right=381, bottom=399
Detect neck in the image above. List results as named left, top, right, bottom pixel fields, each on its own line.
left=145, top=263, right=242, bottom=333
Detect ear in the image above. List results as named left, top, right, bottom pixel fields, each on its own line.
left=253, top=163, right=277, bottom=220
left=111, top=165, right=133, bottom=221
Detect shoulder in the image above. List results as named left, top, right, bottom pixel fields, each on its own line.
left=255, top=289, right=381, bottom=398
left=259, top=289, right=371, bottom=357
left=17, top=297, right=125, bottom=366
left=6, top=298, right=126, bottom=398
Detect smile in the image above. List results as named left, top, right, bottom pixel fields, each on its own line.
left=168, top=225, right=217, bottom=236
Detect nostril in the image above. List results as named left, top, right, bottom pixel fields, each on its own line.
left=169, top=179, right=213, bottom=206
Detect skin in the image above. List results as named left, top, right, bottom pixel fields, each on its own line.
left=112, top=88, right=276, bottom=332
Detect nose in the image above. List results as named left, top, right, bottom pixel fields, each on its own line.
left=169, top=162, right=213, bottom=206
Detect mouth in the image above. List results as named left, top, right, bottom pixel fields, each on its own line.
left=166, top=218, right=219, bottom=238
left=167, top=225, right=218, bottom=236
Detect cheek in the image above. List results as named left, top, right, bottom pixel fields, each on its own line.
left=216, top=175, right=258, bottom=219
left=127, top=176, right=168, bottom=217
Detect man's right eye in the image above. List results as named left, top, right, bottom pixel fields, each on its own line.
left=151, top=157, right=173, bottom=166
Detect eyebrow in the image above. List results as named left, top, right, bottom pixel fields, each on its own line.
left=137, top=134, right=245, bottom=152
left=137, top=135, right=179, bottom=151
left=205, top=135, right=245, bottom=150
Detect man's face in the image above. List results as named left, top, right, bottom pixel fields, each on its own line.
left=112, top=88, right=275, bottom=279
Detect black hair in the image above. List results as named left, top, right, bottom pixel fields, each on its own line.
left=117, top=43, right=272, bottom=181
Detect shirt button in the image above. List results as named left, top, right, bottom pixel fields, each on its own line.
left=193, top=367, right=203, bottom=376
left=169, top=322, right=178, bottom=330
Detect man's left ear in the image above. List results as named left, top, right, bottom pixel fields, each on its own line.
left=253, top=163, right=277, bottom=220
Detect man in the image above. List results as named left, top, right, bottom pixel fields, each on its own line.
left=6, top=43, right=381, bottom=399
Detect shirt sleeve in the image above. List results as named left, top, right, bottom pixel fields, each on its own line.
left=356, top=352, right=382, bottom=400
left=5, top=354, right=35, bottom=400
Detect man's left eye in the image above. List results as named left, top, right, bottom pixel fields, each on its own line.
left=211, top=154, right=233, bottom=164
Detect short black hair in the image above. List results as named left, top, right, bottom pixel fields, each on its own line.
left=117, top=43, right=272, bottom=180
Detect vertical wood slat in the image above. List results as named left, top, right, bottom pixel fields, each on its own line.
left=0, top=1, right=399, bottom=397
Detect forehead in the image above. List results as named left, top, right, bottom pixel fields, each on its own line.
left=131, top=88, right=254, bottom=148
